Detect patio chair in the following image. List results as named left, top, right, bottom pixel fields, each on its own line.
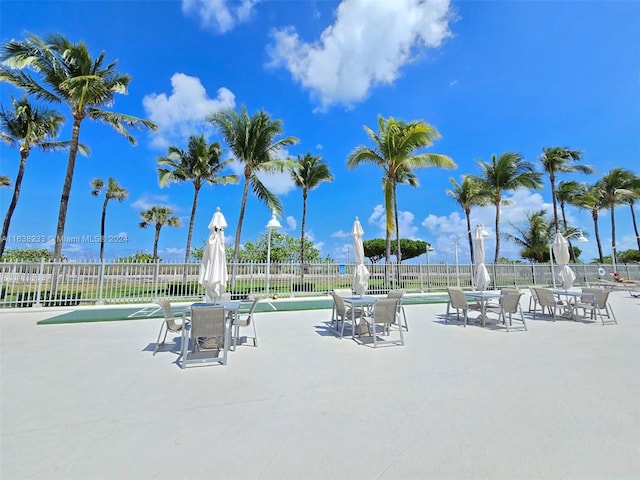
left=360, top=298, right=404, bottom=348
left=331, top=289, right=353, bottom=327
left=180, top=305, right=231, bottom=368
left=487, top=291, right=527, bottom=332
left=532, top=287, right=561, bottom=322
left=330, top=291, right=364, bottom=339
left=446, top=287, right=480, bottom=327
left=577, top=288, right=617, bottom=325
left=387, top=289, right=408, bottom=331
left=232, top=296, right=261, bottom=350
left=528, top=286, right=540, bottom=315
left=153, top=298, right=183, bottom=355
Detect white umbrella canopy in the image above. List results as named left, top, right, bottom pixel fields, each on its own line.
left=473, top=225, right=490, bottom=291
left=552, top=232, right=575, bottom=289
left=352, top=217, right=370, bottom=295
left=198, top=207, right=228, bottom=303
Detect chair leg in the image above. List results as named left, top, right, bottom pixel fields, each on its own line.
left=251, top=321, right=258, bottom=347
left=606, top=304, right=617, bottom=324
left=400, top=306, right=408, bottom=331
left=154, top=323, right=167, bottom=356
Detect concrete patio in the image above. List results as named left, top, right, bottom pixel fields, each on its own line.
left=1, top=290, right=639, bottom=479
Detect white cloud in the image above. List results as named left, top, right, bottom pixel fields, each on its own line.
left=130, top=194, right=178, bottom=212
left=143, top=73, right=235, bottom=148
left=367, top=204, right=419, bottom=239
left=267, top=0, right=453, bottom=109
left=331, top=229, right=351, bottom=239
left=285, top=215, right=297, bottom=231
left=182, top=0, right=259, bottom=33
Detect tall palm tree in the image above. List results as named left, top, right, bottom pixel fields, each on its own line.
left=0, top=96, right=78, bottom=258
left=90, top=177, right=128, bottom=262
left=0, top=33, right=157, bottom=262
left=207, top=106, right=298, bottom=275
left=157, top=134, right=238, bottom=264
left=569, top=183, right=605, bottom=262
left=289, top=153, right=333, bottom=272
left=469, top=152, right=543, bottom=263
left=446, top=175, right=488, bottom=265
left=539, top=146, right=593, bottom=231
left=504, top=209, right=552, bottom=263
left=138, top=206, right=181, bottom=261
left=597, top=168, right=636, bottom=265
left=556, top=180, right=582, bottom=262
left=625, top=173, right=640, bottom=250
left=347, top=115, right=455, bottom=263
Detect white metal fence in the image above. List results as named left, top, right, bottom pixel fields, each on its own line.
left=1, top=260, right=638, bottom=308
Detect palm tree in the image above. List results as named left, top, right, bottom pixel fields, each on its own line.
left=597, top=168, right=636, bottom=265
left=504, top=210, right=552, bottom=263
left=0, top=176, right=10, bottom=187
left=469, top=152, right=543, bottom=263
left=138, top=206, right=181, bottom=261
left=569, top=183, right=605, bottom=262
left=347, top=115, right=455, bottom=264
left=0, top=96, right=77, bottom=258
left=157, top=134, right=238, bottom=264
left=0, top=33, right=157, bottom=262
left=90, top=177, right=128, bottom=262
left=539, top=146, right=593, bottom=231
left=556, top=180, right=582, bottom=262
left=446, top=175, right=488, bottom=265
left=289, top=153, right=333, bottom=273
left=625, top=173, right=640, bottom=250
left=207, top=106, right=298, bottom=276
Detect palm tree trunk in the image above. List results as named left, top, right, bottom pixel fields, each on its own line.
left=99, top=196, right=108, bottom=262
left=300, top=190, right=307, bottom=283
left=153, top=224, right=161, bottom=260
left=592, top=210, right=603, bottom=263
left=0, top=149, right=28, bottom=259
left=629, top=202, right=640, bottom=250
left=231, top=176, right=251, bottom=287
left=53, top=115, right=83, bottom=262
left=560, top=202, right=576, bottom=263
left=610, top=202, right=617, bottom=266
left=551, top=175, right=559, bottom=232
left=494, top=200, right=501, bottom=263
left=185, top=185, right=200, bottom=264
left=393, top=184, right=402, bottom=286
left=465, top=208, right=474, bottom=266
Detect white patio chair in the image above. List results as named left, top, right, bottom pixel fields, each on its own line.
left=532, top=287, right=561, bottom=322
left=387, top=289, right=408, bottom=331
left=360, top=297, right=404, bottom=348
left=446, top=287, right=480, bottom=327
left=232, top=296, right=261, bottom=350
left=577, top=287, right=617, bottom=325
left=180, top=305, right=230, bottom=368
left=487, top=291, right=527, bottom=332
left=330, top=290, right=364, bottom=338
left=153, top=298, right=183, bottom=355
left=331, top=289, right=353, bottom=328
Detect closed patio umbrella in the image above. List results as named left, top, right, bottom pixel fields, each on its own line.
left=552, top=232, right=575, bottom=290
left=199, top=207, right=228, bottom=303
left=473, top=224, right=490, bottom=291
left=352, top=217, right=370, bottom=296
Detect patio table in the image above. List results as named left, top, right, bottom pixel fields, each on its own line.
left=465, top=290, right=502, bottom=328
left=343, top=296, right=377, bottom=339
left=551, top=289, right=595, bottom=320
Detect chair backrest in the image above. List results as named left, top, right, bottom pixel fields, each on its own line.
left=447, top=287, right=468, bottom=310
left=373, top=298, right=399, bottom=325
left=387, top=289, right=405, bottom=300
left=529, top=286, right=539, bottom=302
left=582, top=287, right=608, bottom=308
left=190, top=306, right=226, bottom=341
left=333, top=289, right=352, bottom=298
left=501, top=292, right=523, bottom=314
left=533, top=287, right=556, bottom=307
left=238, top=296, right=262, bottom=324
left=501, top=288, right=519, bottom=295
left=331, top=291, right=347, bottom=316
left=157, top=298, right=180, bottom=328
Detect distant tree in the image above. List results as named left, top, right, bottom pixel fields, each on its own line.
left=446, top=175, right=488, bottom=265
left=90, top=177, right=128, bottom=262
left=363, top=239, right=387, bottom=263
left=290, top=153, right=333, bottom=271
left=347, top=115, right=455, bottom=264
left=0, top=96, right=75, bottom=259
left=569, top=183, right=606, bottom=263
left=469, top=152, right=543, bottom=262
left=363, top=238, right=432, bottom=263
left=208, top=106, right=298, bottom=280
left=157, top=134, right=238, bottom=263
left=538, top=146, right=593, bottom=231
left=0, top=176, right=11, bottom=187
left=621, top=172, right=640, bottom=251
left=2, top=248, right=66, bottom=262
left=503, top=210, right=553, bottom=263
left=116, top=251, right=155, bottom=263
left=138, top=206, right=180, bottom=261
left=237, top=231, right=323, bottom=264
left=597, top=168, right=636, bottom=266
left=0, top=33, right=157, bottom=262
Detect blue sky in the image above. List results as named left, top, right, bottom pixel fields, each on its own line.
left=1, top=0, right=639, bottom=264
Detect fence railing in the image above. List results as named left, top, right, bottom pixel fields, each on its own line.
left=1, top=260, right=638, bottom=308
